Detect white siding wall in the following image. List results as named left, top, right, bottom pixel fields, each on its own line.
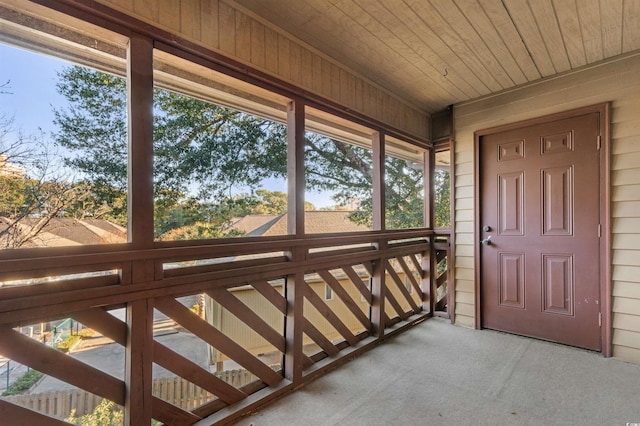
left=453, top=53, right=640, bottom=364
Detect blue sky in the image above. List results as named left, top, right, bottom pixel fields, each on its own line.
left=0, top=41, right=335, bottom=208
left=0, top=42, right=67, bottom=135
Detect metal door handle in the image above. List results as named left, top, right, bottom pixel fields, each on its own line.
left=481, top=236, right=492, bottom=246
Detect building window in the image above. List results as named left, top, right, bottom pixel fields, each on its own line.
left=324, top=283, right=333, bottom=301
left=385, top=136, right=426, bottom=230
left=152, top=50, right=290, bottom=241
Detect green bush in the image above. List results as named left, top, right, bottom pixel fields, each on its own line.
left=57, top=334, right=81, bottom=353
left=1, top=369, right=43, bottom=396
left=66, top=399, right=124, bottom=426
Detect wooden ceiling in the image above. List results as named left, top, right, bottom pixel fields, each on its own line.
left=231, top=0, right=640, bottom=114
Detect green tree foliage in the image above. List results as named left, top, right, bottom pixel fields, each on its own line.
left=53, top=66, right=438, bottom=237
left=66, top=399, right=124, bottom=426
left=434, top=168, right=451, bottom=228
left=0, top=107, right=95, bottom=248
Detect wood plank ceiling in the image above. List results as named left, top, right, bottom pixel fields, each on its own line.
left=230, top=0, right=640, bottom=114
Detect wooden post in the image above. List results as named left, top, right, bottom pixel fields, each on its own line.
left=425, top=149, right=435, bottom=230
left=125, top=288, right=154, bottom=424
left=371, top=131, right=386, bottom=338
left=424, top=149, right=436, bottom=313
left=287, top=99, right=305, bottom=237
left=128, top=34, right=155, bottom=249
left=284, top=99, right=305, bottom=383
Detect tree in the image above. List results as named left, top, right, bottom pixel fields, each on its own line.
left=66, top=399, right=124, bottom=426
left=0, top=92, right=94, bottom=248
left=434, top=168, right=451, bottom=228
left=53, top=66, right=431, bottom=236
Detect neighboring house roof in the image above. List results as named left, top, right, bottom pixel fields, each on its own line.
left=0, top=217, right=127, bottom=248
left=228, top=211, right=370, bottom=236
left=227, top=215, right=281, bottom=237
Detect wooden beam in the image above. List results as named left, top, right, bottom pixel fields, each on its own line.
left=385, top=259, right=420, bottom=313
left=72, top=307, right=127, bottom=344
left=153, top=342, right=247, bottom=404
left=317, top=269, right=372, bottom=331
left=341, top=264, right=373, bottom=305
left=127, top=33, right=154, bottom=248
left=397, top=255, right=422, bottom=295
left=302, top=317, right=340, bottom=357
left=0, top=326, right=124, bottom=404
left=152, top=396, right=201, bottom=425
left=284, top=271, right=304, bottom=383
left=206, top=288, right=286, bottom=353
left=0, top=399, right=69, bottom=425
left=74, top=307, right=247, bottom=405
left=287, top=99, right=305, bottom=237
left=302, top=280, right=358, bottom=346
left=425, top=149, right=435, bottom=228
left=155, top=297, right=283, bottom=386
left=251, top=279, right=287, bottom=315
left=383, top=282, right=410, bottom=321
left=372, top=131, right=385, bottom=231
left=125, top=297, right=153, bottom=425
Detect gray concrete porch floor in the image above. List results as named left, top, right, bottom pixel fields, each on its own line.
left=235, top=317, right=640, bottom=426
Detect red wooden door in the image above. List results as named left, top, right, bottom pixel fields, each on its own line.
left=480, top=112, right=601, bottom=350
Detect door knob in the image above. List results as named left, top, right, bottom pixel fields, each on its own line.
left=481, top=235, right=492, bottom=246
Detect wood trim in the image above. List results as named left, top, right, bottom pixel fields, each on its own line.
left=287, top=99, right=305, bottom=237
left=385, top=259, right=420, bottom=313
left=425, top=149, right=435, bottom=228
left=155, top=297, right=283, bottom=386
left=127, top=34, right=155, bottom=249
left=448, top=106, right=456, bottom=324
left=284, top=272, right=304, bottom=383
left=153, top=342, right=247, bottom=404
left=397, top=256, right=422, bottom=295
left=0, top=399, right=70, bottom=425
left=125, top=298, right=153, bottom=425
left=302, top=280, right=359, bottom=346
left=341, top=264, right=373, bottom=305
left=0, top=326, right=124, bottom=404
left=473, top=103, right=612, bottom=354
left=206, top=288, right=286, bottom=353
left=372, top=131, right=385, bottom=232
left=474, top=123, right=482, bottom=329
left=317, top=270, right=372, bottom=330
left=251, top=280, right=287, bottom=314
left=600, top=102, right=612, bottom=357
left=301, top=317, right=340, bottom=357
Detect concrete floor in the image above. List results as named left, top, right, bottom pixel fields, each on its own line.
left=235, top=318, right=640, bottom=426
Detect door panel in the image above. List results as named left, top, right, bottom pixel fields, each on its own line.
left=480, top=112, right=601, bottom=350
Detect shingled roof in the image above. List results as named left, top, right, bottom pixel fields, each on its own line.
left=0, top=217, right=127, bottom=248
left=228, top=211, right=370, bottom=236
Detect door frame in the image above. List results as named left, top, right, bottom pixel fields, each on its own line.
left=473, top=103, right=611, bottom=356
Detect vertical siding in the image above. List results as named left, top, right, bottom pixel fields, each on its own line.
left=453, top=53, right=640, bottom=364
left=97, top=0, right=429, bottom=139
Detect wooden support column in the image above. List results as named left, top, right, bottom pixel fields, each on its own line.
left=284, top=99, right=305, bottom=383
left=125, top=34, right=154, bottom=425
left=424, top=149, right=436, bottom=313
left=371, top=131, right=386, bottom=338
left=287, top=99, right=305, bottom=237
left=425, top=149, right=435, bottom=229
left=125, top=263, right=154, bottom=424
left=128, top=34, right=154, bottom=249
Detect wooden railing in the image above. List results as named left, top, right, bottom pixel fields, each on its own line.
left=3, top=369, right=275, bottom=420
left=0, top=230, right=450, bottom=424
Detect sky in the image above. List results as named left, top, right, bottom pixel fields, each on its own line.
left=0, top=42, right=67, bottom=135
left=0, top=41, right=335, bottom=208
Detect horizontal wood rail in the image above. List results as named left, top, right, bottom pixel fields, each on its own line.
left=0, top=230, right=450, bottom=424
